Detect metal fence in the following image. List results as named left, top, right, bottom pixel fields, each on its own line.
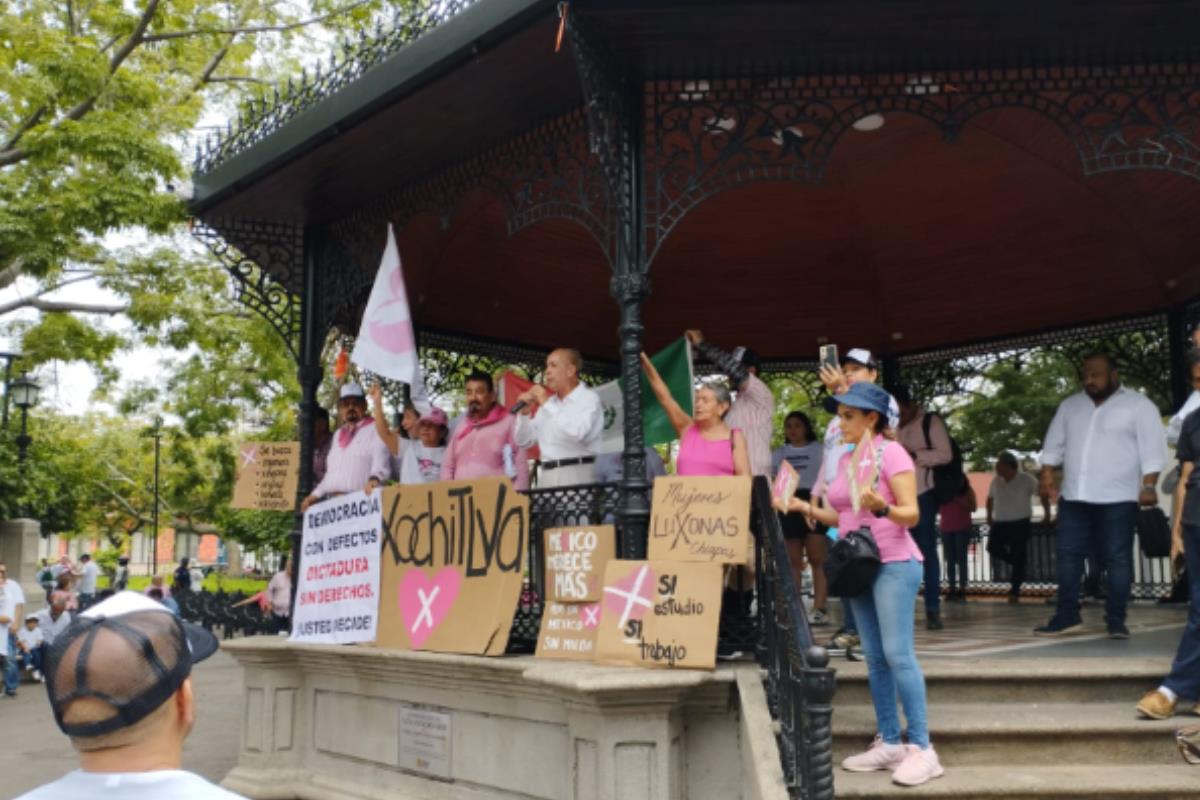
left=944, top=522, right=1177, bottom=599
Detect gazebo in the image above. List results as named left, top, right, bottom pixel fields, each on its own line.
left=189, top=3, right=1200, bottom=798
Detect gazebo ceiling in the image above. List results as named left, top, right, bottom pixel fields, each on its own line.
left=190, top=0, right=1200, bottom=363
left=387, top=107, right=1200, bottom=360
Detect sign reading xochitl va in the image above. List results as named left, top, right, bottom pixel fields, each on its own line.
left=647, top=475, right=752, bottom=564
left=375, top=477, right=529, bottom=656
left=291, top=490, right=383, bottom=645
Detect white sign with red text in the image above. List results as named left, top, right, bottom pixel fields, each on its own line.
left=291, top=490, right=383, bottom=644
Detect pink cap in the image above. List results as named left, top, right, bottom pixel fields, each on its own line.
left=419, top=407, right=448, bottom=427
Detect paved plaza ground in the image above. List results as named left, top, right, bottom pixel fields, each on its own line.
left=0, top=600, right=1186, bottom=798
left=0, top=649, right=243, bottom=798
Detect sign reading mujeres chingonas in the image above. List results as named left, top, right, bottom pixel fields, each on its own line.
left=648, top=476, right=752, bottom=564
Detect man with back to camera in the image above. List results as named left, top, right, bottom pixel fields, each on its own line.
left=14, top=590, right=246, bottom=799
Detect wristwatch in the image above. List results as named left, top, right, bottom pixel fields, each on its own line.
left=873, top=504, right=890, bottom=519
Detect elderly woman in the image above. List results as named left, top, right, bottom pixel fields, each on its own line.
left=640, top=353, right=749, bottom=477
left=786, top=381, right=940, bottom=787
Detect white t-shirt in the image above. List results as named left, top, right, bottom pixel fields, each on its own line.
left=0, top=579, right=26, bottom=658
left=79, top=561, right=100, bottom=594
left=17, top=625, right=43, bottom=650
left=771, top=442, right=824, bottom=491
left=14, top=769, right=248, bottom=800
left=989, top=471, right=1039, bottom=522
left=400, top=442, right=446, bottom=484
left=31, top=608, right=72, bottom=645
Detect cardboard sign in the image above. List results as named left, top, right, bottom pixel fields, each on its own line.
left=648, top=476, right=752, bottom=564
left=376, top=477, right=528, bottom=656
left=291, top=490, right=383, bottom=644
left=772, top=460, right=799, bottom=511
left=544, top=524, right=616, bottom=602
left=231, top=441, right=300, bottom=511
left=535, top=600, right=602, bottom=661
left=594, top=560, right=724, bottom=670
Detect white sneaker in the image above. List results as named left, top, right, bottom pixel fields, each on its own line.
left=32, top=669, right=43, bottom=682
left=810, top=608, right=831, bottom=626
left=841, top=735, right=907, bottom=772
left=892, top=744, right=944, bottom=786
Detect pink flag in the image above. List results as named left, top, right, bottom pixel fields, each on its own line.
left=351, top=225, right=431, bottom=413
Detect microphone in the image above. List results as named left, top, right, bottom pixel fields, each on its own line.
left=509, top=400, right=529, bottom=415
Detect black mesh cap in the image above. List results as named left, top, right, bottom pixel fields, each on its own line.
left=44, top=591, right=219, bottom=738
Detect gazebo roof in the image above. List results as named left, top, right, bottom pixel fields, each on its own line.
left=190, top=0, right=1200, bottom=363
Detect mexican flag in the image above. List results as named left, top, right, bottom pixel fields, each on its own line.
left=640, top=337, right=694, bottom=447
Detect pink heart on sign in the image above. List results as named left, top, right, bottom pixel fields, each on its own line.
left=602, top=564, right=656, bottom=630
left=398, top=567, right=462, bottom=648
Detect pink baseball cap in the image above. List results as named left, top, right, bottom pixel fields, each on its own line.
left=419, top=407, right=448, bottom=427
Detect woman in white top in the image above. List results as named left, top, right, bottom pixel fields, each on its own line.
left=400, top=407, right=449, bottom=484
left=369, top=383, right=420, bottom=478
left=771, top=411, right=828, bottom=624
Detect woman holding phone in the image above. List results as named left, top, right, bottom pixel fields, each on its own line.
left=786, top=381, right=941, bottom=787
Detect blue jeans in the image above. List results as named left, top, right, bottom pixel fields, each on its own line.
left=1055, top=500, right=1137, bottom=626
left=3, top=634, right=18, bottom=694
left=16, top=644, right=43, bottom=674
left=1164, top=523, right=1200, bottom=699
left=848, top=559, right=930, bottom=748
left=910, top=492, right=942, bottom=612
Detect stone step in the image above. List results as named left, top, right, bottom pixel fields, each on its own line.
left=834, top=765, right=1200, bottom=799
left=833, top=657, right=1167, bottom=705
left=832, top=702, right=1191, bottom=765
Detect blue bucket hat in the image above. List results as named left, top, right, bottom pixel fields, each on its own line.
left=822, top=381, right=892, bottom=417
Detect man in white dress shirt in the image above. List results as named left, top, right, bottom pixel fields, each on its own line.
left=1036, top=354, right=1168, bottom=638
left=514, top=348, right=604, bottom=488
left=300, top=383, right=392, bottom=511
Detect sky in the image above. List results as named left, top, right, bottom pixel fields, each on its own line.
left=0, top=275, right=168, bottom=416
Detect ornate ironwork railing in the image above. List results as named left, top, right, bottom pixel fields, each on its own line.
left=751, top=477, right=836, bottom=800
left=943, top=522, right=1177, bottom=600
left=194, top=0, right=483, bottom=174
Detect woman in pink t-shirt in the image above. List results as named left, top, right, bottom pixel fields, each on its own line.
left=640, top=353, right=750, bottom=476
left=785, top=381, right=942, bottom=787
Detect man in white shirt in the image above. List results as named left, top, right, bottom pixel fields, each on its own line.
left=32, top=594, right=72, bottom=646
left=514, top=348, right=604, bottom=488
left=75, top=553, right=100, bottom=602
left=15, top=592, right=246, bottom=800
left=1036, top=354, right=1168, bottom=638
left=0, top=559, right=26, bottom=697
left=301, top=383, right=392, bottom=511
left=987, top=452, right=1051, bottom=601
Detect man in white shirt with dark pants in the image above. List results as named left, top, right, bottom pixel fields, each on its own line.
left=1036, top=354, right=1168, bottom=638
left=514, top=348, right=604, bottom=488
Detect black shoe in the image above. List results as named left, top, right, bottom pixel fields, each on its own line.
left=1107, top=623, right=1130, bottom=640
left=1034, top=617, right=1083, bottom=636
left=926, top=611, right=944, bottom=631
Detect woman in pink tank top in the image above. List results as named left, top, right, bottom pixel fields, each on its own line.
left=641, top=353, right=750, bottom=476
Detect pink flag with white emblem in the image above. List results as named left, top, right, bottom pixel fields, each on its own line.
left=351, top=225, right=431, bottom=412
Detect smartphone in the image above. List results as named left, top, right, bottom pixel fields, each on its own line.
left=819, top=344, right=839, bottom=372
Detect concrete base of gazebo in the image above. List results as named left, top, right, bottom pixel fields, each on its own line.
left=220, top=639, right=788, bottom=800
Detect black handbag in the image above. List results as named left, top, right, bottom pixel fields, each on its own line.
left=1137, top=506, right=1172, bottom=558
left=824, top=527, right=882, bottom=597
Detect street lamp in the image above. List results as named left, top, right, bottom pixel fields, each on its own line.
left=10, top=372, right=40, bottom=463
left=0, top=351, right=23, bottom=428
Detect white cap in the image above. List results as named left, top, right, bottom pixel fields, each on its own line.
left=81, top=590, right=170, bottom=620
left=843, top=348, right=878, bottom=369
left=339, top=382, right=365, bottom=399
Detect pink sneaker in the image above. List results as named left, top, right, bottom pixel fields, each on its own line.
left=841, top=735, right=907, bottom=772
left=892, top=744, right=944, bottom=786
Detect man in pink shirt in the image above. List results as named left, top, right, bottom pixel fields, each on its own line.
left=441, top=371, right=530, bottom=490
